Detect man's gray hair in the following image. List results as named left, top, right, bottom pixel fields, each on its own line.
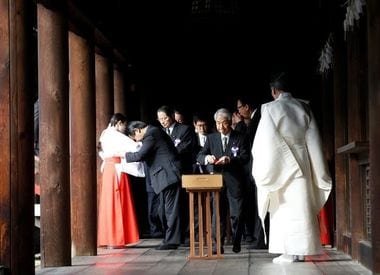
left=214, top=108, right=232, bottom=121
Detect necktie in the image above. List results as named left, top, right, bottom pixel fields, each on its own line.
left=166, top=128, right=170, bottom=135
left=222, top=136, right=228, bottom=152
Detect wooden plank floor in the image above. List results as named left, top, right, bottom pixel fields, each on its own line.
left=35, top=239, right=372, bottom=275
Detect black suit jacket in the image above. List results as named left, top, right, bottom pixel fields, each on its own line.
left=235, top=106, right=261, bottom=148
left=126, top=125, right=182, bottom=194
left=235, top=106, right=261, bottom=180
left=246, top=107, right=261, bottom=147
left=192, top=133, right=210, bottom=174
left=169, top=123, right=196, bottom=174
left=196, top=130, right=250, bottom=197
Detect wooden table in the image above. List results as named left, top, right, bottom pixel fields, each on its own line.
left=182, top=174, right=223, bottom=260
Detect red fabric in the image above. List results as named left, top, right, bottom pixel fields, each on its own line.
left=119, top=172, right=140, bottom=244
left=97, top=158, right=139, bottom=247
left=319, top=197, right=333, bottom=245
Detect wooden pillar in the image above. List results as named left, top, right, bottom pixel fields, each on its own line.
left=37, top=2, right=71, bottom=267
left=69, top=31, right=97, bottom=256
left=346, top=32, right=362, bottom=260
left=95, top=53, right=113, bottom=130
left=333, top=32, right=348, bottom=253
left=114, top=66, right=126, bottom=115
left=345, top=19, right=368, bottom=260
left=0, top=1, right=12, bottom=269
left=0, top=0, right=35, bottom=273
left=320, top=74, right=335, bottom=246
left=95, top=52, right=113, bottom=219
left=367, top=0, right=380, bottom=272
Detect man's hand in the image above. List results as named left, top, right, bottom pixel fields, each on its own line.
left=214, top=156, right=230, bottom=165
left=206, top=155, right=217, bottom=164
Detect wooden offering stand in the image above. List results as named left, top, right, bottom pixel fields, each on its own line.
left=182, top=174, right=223, bottom=260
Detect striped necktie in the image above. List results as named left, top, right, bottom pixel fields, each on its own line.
left=222, top=136, right=228, bottom=152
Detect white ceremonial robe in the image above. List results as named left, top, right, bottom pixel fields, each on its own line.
left=252, top=92, right=332, bottom=256
left=99, top=126, right=145, bottom=178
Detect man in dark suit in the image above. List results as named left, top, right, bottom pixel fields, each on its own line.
left=235, top=95, right=267, bottom=249
left=157, top=105, right=196, bottom=246
left=192, top=112, right=211, bottom=174
left=125, top=121, right=182, bottom=250
left=235, top=96, right=261, bottom=146
left=197, top=108, right=250, bottom=254
left=157, top=105, right=196, bottom=175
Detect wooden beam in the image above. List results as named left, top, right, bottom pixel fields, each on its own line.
left=0, top=0, right=35, bottom=273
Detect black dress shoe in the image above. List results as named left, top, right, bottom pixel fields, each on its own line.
left=212, top=246, right=224, bottom=254
left=155, top=243, right=178, bottom=250
left=232, top=243, right=241, bottom=253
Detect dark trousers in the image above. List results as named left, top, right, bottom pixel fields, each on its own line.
left=212, top=187, right=244, bottom=247
left=147, top=191, right=163, bottom=237
left=158, top=184, right=181, bottom=245
left=242, top=178, right=255, bottom=241
left=179, top=187, right=190, bottom=244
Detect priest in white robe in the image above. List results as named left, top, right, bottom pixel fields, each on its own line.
left=251, top=73, right=332, bottom=263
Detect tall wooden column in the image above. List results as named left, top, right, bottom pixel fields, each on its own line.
left=367, top=0, right=380, bottom=272
left=320, top=74, right=335, bottom=247
left=37, top=3, right=71, bottom=267
left=0, top=0, right=35, bottom=273
left=95, top=52, right=114, bottom=216
left=69, top=31, right=97, bottom=256
left=114, top=66, right=126, bottom=115
left=346, top=27, right=368, bottom=260
left=333, top=32, right=348, bottom=253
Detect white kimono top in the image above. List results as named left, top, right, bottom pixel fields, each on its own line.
left=99, top=126, right=145, bottom=178
left=252, top=92, right=332, bottom=256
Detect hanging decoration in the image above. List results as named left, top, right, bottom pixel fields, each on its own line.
left=343, top=0, right=366, bottom=34
left=318, top=33, right=334, bottom=75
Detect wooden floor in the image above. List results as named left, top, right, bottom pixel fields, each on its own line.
left=35, top=239, right=372, bottom=275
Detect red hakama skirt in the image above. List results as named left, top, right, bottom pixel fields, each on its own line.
left=97, top=157, right=139, bottom=247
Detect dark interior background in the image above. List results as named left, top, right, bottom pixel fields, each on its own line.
left=73, top=0, right=335, bottom=123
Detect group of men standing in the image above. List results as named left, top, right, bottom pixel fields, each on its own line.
left=125, top=101, right=266, bottom=253
left=124, top=72, right=332, bottom=262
